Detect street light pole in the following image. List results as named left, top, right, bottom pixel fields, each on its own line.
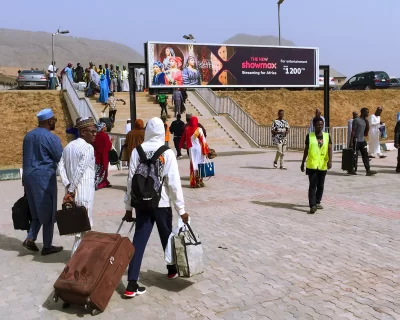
left=277, top=0, right=285, bottom=46
left=51, top=27, right=69, bottom=89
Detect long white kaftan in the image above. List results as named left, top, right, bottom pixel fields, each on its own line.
left=189, top=128, right=207, bottom=172
left=368, top=114, right=381, bottom=155
left=58, top=138, right=95, bottom=256
left=122, top=70, right=129, bottom=92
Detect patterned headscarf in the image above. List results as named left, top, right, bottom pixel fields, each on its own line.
left=96, top=121, right=107, bottom=132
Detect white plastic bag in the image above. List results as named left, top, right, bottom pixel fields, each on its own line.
left=165, top=217, right=189, bottom=265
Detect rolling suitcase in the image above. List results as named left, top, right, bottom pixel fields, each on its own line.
left=342, top=148, right=355, bottom=172
left=53, top=219, right=135, bottom=315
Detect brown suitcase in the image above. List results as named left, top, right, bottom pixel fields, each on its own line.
left=53, top=219, right=135, bottom=315
left=56, top=202, right=91, bottom=236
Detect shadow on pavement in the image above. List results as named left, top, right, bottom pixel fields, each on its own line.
left=0, top=234, right=71, bottom=263
left=138, top=270, right=194, bottom=292
left=241, top=166, right=277, bottom=170
left=108, top=185, right=127, bottom=192
left=42, top=290, right=88, bottom=317
left=251, top=201, right=309, bottom=213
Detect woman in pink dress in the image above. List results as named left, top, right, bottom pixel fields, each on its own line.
left=165, top=56, right=183, bottom=85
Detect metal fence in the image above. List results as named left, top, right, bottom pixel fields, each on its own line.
left=195, top=88, right=348, bottom=151
left=63, top=75, right=98, bottom=123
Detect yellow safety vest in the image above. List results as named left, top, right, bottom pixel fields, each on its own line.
left=306, top=132, right=329, bottom=171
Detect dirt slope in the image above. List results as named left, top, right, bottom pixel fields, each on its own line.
left=217, top=90, right=400, bottom=139
left=0, top=91, right=73, bottom=169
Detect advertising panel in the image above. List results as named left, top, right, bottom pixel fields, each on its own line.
left=146, top=41, right=319, bottom=88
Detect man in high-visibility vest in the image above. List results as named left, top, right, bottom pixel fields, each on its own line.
left=300, top=117, right=333, bottom=214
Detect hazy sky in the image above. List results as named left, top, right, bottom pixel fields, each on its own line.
left=2, top=0, right=399, bottom=77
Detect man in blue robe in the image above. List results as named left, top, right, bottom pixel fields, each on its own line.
left=22, top=108, right=64, bottom=255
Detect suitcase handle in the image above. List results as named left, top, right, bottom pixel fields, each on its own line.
left=116, top=218, right=136, bottom=238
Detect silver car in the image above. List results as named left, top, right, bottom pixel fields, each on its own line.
left=17, top=70, right=48, bottom=89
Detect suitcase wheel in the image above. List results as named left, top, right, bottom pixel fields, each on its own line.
left=53, top=294, right=59, bottom=303
left=91, top=309, right=101, bottom=316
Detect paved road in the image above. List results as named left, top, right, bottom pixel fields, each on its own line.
left=0, top=149, right=399, bottom=320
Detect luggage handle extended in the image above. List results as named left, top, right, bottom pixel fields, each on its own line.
left=116, top=218, right=136, bottom=238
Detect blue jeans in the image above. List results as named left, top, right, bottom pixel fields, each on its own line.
left=49, top=77, right=56, bottom=90
left=127, top=207, right=174, bottom=281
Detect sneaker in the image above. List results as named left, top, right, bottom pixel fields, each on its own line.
left=273, top=162, right=278, bottom=168
left=316, top=204, right=323, bottom=210
left=41, top=246, right=63, bottom=256
left=124, top=281, right=146, bottom=298
left=366, top=170, right=377, bottom=176
left=309, top=206, right=317, bottom=214
left=280, top=166, right=286, bottom=170
left=177, top=156, right=183, bottom=160
left=168, top=273, right=179, bottom=280
left=348, top=171, right=357, bottom=175
left=22, top=239, right=39, bottom=252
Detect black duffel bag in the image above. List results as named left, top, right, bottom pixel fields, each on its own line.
left=12, top=195, right=32, bottom=230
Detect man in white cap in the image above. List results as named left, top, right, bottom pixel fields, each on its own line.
left=59, top=117, right=97, bottom=256
left=22, top=108, right=64, bottom=255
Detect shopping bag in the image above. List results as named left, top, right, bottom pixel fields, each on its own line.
left=173, top=224, right=203, bottom=277
left=198, top=159, right=215, bottom=178
left=164, top=217, right=190, bottom=265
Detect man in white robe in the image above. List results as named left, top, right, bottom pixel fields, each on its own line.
left=58, top=117, right=97, bottom=256
left=122, top=65, right=129, bottom=92
left=368, top=106, right=386, bottom=158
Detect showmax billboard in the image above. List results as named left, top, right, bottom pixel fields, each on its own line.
left=146, top=41, right=319, bottom=88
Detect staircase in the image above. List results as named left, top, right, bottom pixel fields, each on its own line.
left=89, top=92, right=239, bottom=149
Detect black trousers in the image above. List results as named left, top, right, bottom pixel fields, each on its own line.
left=397, top=148, right=400, bottom=170
left=307, top=169, right=327, bottom=208
left=127, top=207, right=176, bottom=281
left=355, top=141, right=370, bottom=172
left=173, top=137, right=182, bottom=157
left=109, top=110, right=117, bottom=124
left=160, top=102, right=168, bottom=117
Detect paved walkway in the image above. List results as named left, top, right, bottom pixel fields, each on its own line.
left=0, top=149, right=399, bottom=320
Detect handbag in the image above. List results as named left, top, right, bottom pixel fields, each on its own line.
left=12, top=195, right=32, bottom=230
left=173, top=224, right=203, bottom=277
left=109, top=146, right=119, bottom=165
left=119, top=144, right=129, bottom=161
left=198, top=159, right=215, bottom=178
left=56, top=202, right=91, bottom=236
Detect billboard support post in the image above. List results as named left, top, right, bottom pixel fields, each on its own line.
left=320, top=65, right=330, bottom=129
left=128, top=62, right=147, bottom=123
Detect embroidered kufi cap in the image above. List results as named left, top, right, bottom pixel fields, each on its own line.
left=76, top=117, right=96, bottom=129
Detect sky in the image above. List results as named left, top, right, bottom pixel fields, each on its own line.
left=2, top=0, right=400, bottom=77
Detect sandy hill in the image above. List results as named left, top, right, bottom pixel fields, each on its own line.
left=0, top=28, right=144, bottom=71
left=0, top=91, right=73, bottom=168
left=223, top=34, right=295, bottom=46
left=217, top=90, right=400, bottom=140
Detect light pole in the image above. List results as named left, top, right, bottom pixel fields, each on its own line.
left=51, top=27, right=69, bottom=88
left=183, top=34, right=196, bottom=43
left=277, top=0, right=285, bottom=46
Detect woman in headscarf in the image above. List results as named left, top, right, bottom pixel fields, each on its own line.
left=94, top=122, right=115, bottom=189
left=179, top=116, right=209, bottom=188
left=98, top=74, right=109, bottom=103
left=125, top=119, right=145, bottom=163
left=152, top=62, right=166, bottom=86
left=162, top=47, right=175, bottom=71
left=182, top=56, right=201, bottom=85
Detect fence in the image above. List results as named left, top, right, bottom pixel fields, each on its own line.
left=195, top=88, right=348, bottom=151
left=63, top=75, right=98, bottom=123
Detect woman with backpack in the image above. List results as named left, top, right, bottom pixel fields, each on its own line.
left=179, top=116, right=209, bottom=188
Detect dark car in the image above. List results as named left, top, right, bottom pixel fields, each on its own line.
left=341, top=71, right=390, bottom=90
left=17, top=70, right=48, bottom=89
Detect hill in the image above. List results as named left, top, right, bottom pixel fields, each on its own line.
left=223, top=33, right=295, bottom=46
left=0, top=28, right=144, bottom=71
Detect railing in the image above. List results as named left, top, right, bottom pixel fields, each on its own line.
left=62, top=75, right=98, bottom=122
left=195, top=88, right=348, bottom=151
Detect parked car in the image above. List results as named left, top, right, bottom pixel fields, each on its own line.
left=318, top=74, right=335, bottom=88
left=340, top=71, right=390, bottom=90
left=17, top=70, right=48, bottom=89
left=390, top=78, right=400, bottom=88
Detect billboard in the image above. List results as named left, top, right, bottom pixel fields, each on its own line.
left=146, top=41, right=319, bottom=88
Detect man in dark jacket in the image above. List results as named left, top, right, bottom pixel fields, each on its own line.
left=395, top=119, right=400, bottom=173
left=170, top=114, right=185, bottom=159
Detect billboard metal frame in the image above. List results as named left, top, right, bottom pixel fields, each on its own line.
left=146, top=41, right=320, bottom=88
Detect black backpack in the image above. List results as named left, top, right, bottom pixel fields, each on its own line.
left=130, top=144, right=169, bottom=209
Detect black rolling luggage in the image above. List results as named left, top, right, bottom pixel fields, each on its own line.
left=342, top=148, right=355, bottom=172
